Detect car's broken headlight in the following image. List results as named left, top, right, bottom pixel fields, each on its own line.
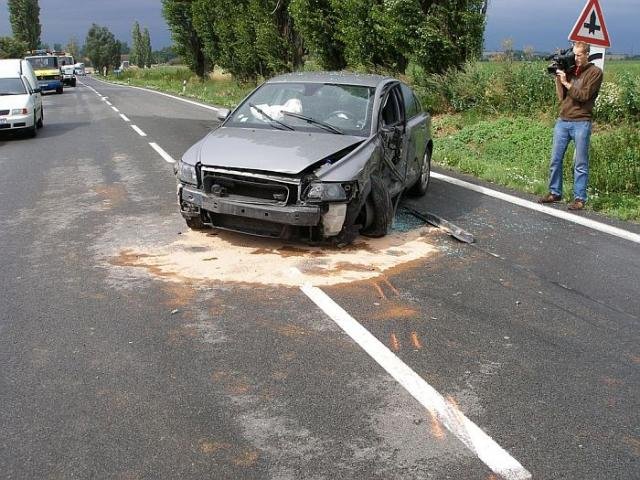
left=305, top=182, right=350, bottom=202
left=177, top=161, right=197, bottom=185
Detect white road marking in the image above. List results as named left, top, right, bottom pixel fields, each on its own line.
left=130, top=125, right=147, bottom=137
left=301, top=284, right=532, bottom=480
left=119, top=113, right=130, bottom=122
left=431, top=172, right=640, bottom=244
left=149, top=142, right=176, bottom=164
left=111, top=106, right=119, bottom=113
left=105, top=100, right=112, bottom=106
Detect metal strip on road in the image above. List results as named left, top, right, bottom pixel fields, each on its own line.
left=300, top=284, right=532, bottom=480
left=432, top=172, right=640, bottom=244
left=149, top=142, right=176, bottom=164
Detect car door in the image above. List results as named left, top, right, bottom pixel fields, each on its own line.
left=400, top=83, right=427, bottom=185
left=378, top=84, right=407, bottom=197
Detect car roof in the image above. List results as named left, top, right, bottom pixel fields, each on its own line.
left=266, top=71, right=394, bottom=88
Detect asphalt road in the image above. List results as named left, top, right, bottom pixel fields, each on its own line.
left=0, top=76, right=638, bottom=480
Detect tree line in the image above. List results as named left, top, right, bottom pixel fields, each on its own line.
left=162, top=0, right=488, bottom=81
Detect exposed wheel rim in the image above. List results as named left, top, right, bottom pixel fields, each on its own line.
left=419, top=151, right=431, bottom=189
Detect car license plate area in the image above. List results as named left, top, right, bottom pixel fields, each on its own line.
left=203, top=174, right=293, bottom=205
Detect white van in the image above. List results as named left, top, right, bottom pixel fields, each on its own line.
left=0, top=59, right=44, bottom=137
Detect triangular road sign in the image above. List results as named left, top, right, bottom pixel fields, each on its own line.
left=569, top=0, right=611, bottom=47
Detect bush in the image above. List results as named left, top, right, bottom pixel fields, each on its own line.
left=590, top=125, right=640, bottom=196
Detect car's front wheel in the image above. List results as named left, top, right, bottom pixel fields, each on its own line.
left=26, top=113, right=37, bottom=137
left=360, top=176, right=393, bottom=237
left=36, top=107, right=43, bottom=128
left=407, top=148, right=431, bottom=196
left=185, top=215, right=207, bottom=230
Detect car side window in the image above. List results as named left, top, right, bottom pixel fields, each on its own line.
left=400, top=83, right=419, bottom=119
left=381, top=87, right=402, bottom=127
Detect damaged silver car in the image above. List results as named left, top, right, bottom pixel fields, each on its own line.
left=175, top=72, right=432, bottom=244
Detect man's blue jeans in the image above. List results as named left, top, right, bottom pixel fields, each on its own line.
left=549, top=119, right=592, bottom=202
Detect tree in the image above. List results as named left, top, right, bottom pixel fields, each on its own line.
left=162, top=0, right=206, bottom=77
left=0, top=36, right=28, bottom=58
left=408, top=1, right=487, bottom=74
left=142, top=28, right=153, bottom=67
left=66, top=36, right=80, bottom=59
left=293, top=0, right=486, bottom=74
left=7, top=0, right=41, bottom=50
left=84, top=24, right=121, bottom=75
left=191, top=0, right=302, bottom=82
left=289, top=0, right=345, bottom=70
left=153, top=46, right=178, bottom=64
left=130, top=21, right=142, bottom=67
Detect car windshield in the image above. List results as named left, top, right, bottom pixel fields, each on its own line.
left=227, top=82, right=375, bottom=137
left=0, top=78, right=27, bottom=95
left=26, top=56, right=58, bottom=69
left=58, top=56, right=74, bottom=66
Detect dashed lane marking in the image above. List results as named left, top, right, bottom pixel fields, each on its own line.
left=301, top=284, right=532, bottom=480
left=119, top=113, right=130, bottom=122
left=431, top=172, right=640, bottom=244
left=149, top=142, right=176, bottom=164
left=130, top=125, right=147, bottom=137
left=111, top=106, right=119, bottom=113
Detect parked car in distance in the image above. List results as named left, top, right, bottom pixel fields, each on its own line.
left=0, top=58, right=44, bottom=137
left=175, top=72, right=433, bottom=245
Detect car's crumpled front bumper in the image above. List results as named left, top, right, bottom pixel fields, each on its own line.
left=179, top=184, right=322, bottom=226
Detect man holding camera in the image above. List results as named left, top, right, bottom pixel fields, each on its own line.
left=538, top=41, right=603, bottom=210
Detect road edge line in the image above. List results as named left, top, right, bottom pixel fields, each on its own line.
left=431, top=172, right=640, bottom=244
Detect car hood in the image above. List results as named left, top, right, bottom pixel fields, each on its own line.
left=194, top=127, right=364, bottom=175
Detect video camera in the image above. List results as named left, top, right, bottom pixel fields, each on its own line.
left=546, top=46, right=575, bottom=74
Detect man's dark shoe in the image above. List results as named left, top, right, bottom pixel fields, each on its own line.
left=538, top=193, right=562, bottom=204
left=567, top=199, right=585, bottom=211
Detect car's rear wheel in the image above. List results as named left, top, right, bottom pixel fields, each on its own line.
left=407, top=147, right=431, bottom=196
left=71, top=78, right=76, bottom=87
left=56, top=87, right=63, bottom=94
left=360, top=176, right=392, bottom=237
left=36, top=107, right=43, bottom=128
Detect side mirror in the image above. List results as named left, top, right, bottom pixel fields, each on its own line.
left=216, top=108, right=230, bottom=122
left=34, top=87, right=42, bottom=93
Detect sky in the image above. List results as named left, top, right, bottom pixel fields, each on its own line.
left=0, top=0, right=637, bottom=54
